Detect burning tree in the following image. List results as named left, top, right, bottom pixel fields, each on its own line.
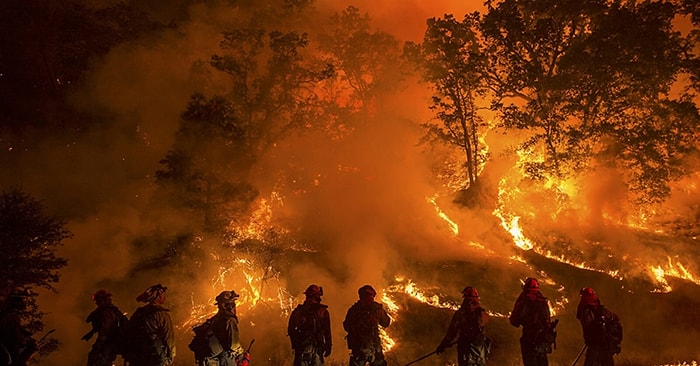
left=409, top=0, right=700, bottom=206
left=157, top=14, right=335, bottom=232
left=479, top=0, right=700, bottom=204
left=405, top=13, right=490, bottom=190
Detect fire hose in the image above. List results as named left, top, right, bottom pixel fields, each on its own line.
left=571, top=344, right=587, bottom=366
left=245, top=338, right=255, bottom=353
left=404, top=340, right=457, bottom=366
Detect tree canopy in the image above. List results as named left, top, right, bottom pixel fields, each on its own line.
left=409, top=0, right=700, bottom=203
left=0, top=189, right=70, bottom=338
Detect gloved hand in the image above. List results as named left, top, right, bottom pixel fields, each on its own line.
left=237, top=352, right=251, bottom=366
left=81, top=331, right=94, bottom=341
left=435, top=343, right=447, bottom=355
left=324, top=344, right=332, bottom=357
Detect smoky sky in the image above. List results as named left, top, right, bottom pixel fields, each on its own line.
left=2, top=0, right=699, bottom=365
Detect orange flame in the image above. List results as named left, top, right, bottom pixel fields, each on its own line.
left=379, top=292, right=397, bottom=351
left=427, top=195, right=459, bottom=236
left=650, top=256, right=700, bottom=293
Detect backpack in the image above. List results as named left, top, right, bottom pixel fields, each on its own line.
left=188, top=317, right=223, bottom=361
left=289, top=304, right=322, bottom=349
left=457, top=306, right=492, bottom=359
left=456, top=305, right=486, bottom=341
left=123, top=305, right=172, bottom=363
left=593, top=306, right=623, bottom=354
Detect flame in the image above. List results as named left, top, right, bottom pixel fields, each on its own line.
left=649, top=256, right=700, bottom=293
left=379, top=292, right=397, bottom=351
left=499, top=214, right=534, bottom=250
left=387, top=277, right=509, bottom=317
left=389, top=277, right=457, bottom=310
left=229, top=198, right=289, bottom=240
left=492, top=155, right=700, bottom=294
left=183, top=257, right=293, bottom=330
left=427, top=195, right=459, bottom=236
left=493, top=172, right=535, bottom=250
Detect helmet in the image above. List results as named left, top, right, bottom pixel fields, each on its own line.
left=136, top=283, right=167, bottom=303
left=579, top=287, right=600, bottom=307
left=580, top=287, right=597, bottom=297
left=215, top=290, right=240, bottom=305
left=303, top=284, right=323, bottom=297
left=358, top=285, right=377, bottom=299
left=523, top=277, right=539, bottom=290
left=92, top=289, right=112, bottom=301
left=461, top=286, right=480, bottom=299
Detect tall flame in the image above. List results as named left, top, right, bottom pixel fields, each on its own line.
left=427, top=195, right=459, bottom=236
left=379, top=292, right=398, bottom=351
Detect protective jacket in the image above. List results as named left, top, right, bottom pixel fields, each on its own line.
left=288, top=301, right=331, bottom=366
left=343, top=300, right=390, bottom=366
left=85, top=304, right=122, bottom=366
left=207, top=309, right=244, bottom=366
left=577, top=303, right=620, bottom=366
left=125, top=303, right=175, bottom=366
left=510, top=289, right=551, bottom=366
left=438, top=299, right=490, bottom=366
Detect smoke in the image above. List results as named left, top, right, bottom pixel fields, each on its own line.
left=3, top=0, right=698, bottom=365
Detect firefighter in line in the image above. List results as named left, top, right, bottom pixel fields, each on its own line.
left=82, top=289, right=125, bottom=366
left=509, top=278, right=553, bottom=366
left=577, top=287, right=622, bottom=366
left=343, top=285, right=391, bottom=366
left=0, top=288, right=37, bottom=366
left=287, top=284, right=332, bottom=366
left=436, top=286, right=491, bottom=366
left=125, top=284, right=175, bottom=366
left=203, top=290, right=246, bottom=366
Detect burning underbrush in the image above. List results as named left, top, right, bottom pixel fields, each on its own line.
left=177, top=229, right=700, bottom=366
left=171, top=157, right=700, bottom=366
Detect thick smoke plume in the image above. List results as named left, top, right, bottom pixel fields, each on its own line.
left=1, top=1, right=698, bottom=365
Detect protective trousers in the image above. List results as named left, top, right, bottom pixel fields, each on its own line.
left=349, top=347, right=387, bottom=366
left=293, top=346, right=323, bottom=366
left=457, top=340, right=487, bottom=366
left=520, top=338, right=548, bottom=366
left=583, top=345, right=614, bottom=366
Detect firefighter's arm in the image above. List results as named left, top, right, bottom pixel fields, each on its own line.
left=342, top=308, right=353, bottom=333
left=323, top=309, right=332, bottom=357
left=509, top=297, right=524, bottom=327
left=436, top=311, right=460, bottom=354
left=161, top=312, right=176, bottom=360
left=81, top=329, right=95, bottom=341
left=376, top=303, right=390, bottom=328
left=480, top=308, right=490, bottom=326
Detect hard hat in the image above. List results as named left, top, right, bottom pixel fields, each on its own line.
left=523, top=277, right=540, bottom=290
left=215, top=290, right=240, bottom=305
left=461, top=286, right=480, bottom=299
left=136, top=283, right=167, bottom=303
left=580, top=287, right=597, bottom=297
left=579, top=287, right=600, bottom=306
left=303, top=284, right=323, bottom=297
left=358, top=285, right=377, bottom=298
left=92, top=289, right=112, bottom=301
